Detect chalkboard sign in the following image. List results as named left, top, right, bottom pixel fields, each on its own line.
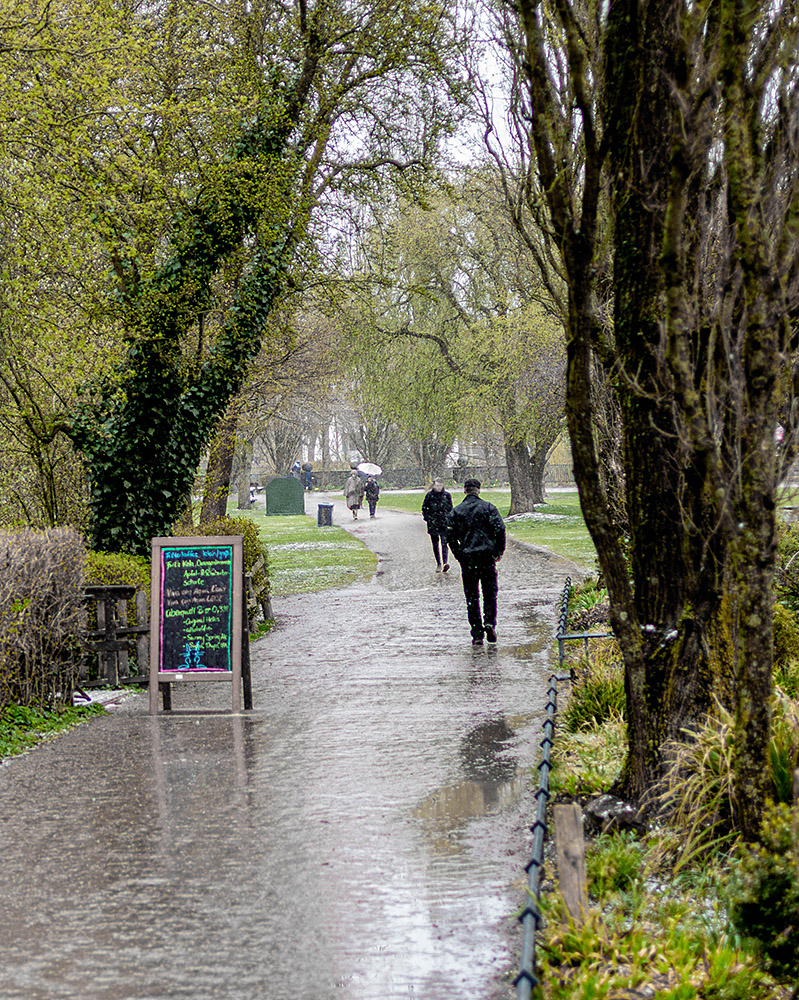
left=149, top=536, right=244, bottom=714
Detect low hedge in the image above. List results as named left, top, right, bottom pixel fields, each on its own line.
left=0, top=527, right=86, bottom=708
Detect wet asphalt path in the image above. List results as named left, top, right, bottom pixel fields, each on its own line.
left=0, top=494, right=581, bottom=1000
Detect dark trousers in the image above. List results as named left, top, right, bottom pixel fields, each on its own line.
left=430, top=531, right=449, bottom=565
left=367, top=498, right=378, bottom=515
left=460, top=557, right=498, bottom=639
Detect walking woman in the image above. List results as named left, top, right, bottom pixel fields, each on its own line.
left=344, top=469, right=365, bottom=519
left=421, top=478, right=453, bottom=571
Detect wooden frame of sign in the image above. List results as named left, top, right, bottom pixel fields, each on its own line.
left=149, top=536, right=244, bottom=714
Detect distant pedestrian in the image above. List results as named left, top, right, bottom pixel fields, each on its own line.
left=291, top=460, right=302, bottom=481
left=302, top=462, right=313, bottom=490
left=447, top=478, right=506, bottom=645
left=364, top=475, right=380, bottom=517
left=344, top=469, right=365, bottom=519
left=421, top=478, right=453, bottom=572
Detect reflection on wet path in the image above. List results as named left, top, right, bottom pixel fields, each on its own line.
left=0, top=497, right=580, bottom=1000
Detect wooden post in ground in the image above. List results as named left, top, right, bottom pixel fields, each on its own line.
left=554, top=803, right=589, bottom=924
left=136, top=590, right=149, bottom=676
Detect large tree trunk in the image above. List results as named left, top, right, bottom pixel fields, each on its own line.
left=600, top=0, right=723, bottom=803
left=505, top=438, right=537, bottom=514
left=200, top=405, right=238, bottom=524
left=529, top=443, right=548, bottom=505
left=516, top=0, right=788, bottom=839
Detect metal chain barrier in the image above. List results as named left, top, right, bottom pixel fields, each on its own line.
left=515, top=577, right=592, bottom=997
left=557, top=575, right=612, bottom=671
left=514, top=671, right=560, bottom=999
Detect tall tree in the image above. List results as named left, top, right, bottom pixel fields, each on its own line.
left=0, top=0, right=461, bottom=553
left=490, top=0, right=799, bottom=833
left=346, top=332, right=462, bottom=480
left=346, top=175, right=566, bottom=509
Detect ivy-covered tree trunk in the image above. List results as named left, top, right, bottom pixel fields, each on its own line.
left=67, top=105, right=300, bottom=555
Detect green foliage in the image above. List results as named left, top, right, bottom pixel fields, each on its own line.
left=1, top=0, right=460, bottom=554
left=562, top=640, right=625, bottom=732
left=569, top=577, right=608, bottom=614
left=536, top=902, right=775, bottom=1000
left=85, top=550, right=150, bottom=596
left=656, top=694, right=799, bottom=866
left=191, top=515, right=270, bottom=599
left=769, top=695, right=799, bottom=804
left=773, top=600, right=799, bottom=697
left=727, top=802, right=799, bottom=982
left=0, top=702, right=106, bottom=760
left=655, top=703, right=740, bottom=870
left=585, top=830, right=645, bottom=901
left=0, top=432, right=90, bottom=531
left=0, top=527, right=86, bottom=709
left=342, top=177, right=567, bottom=492
left=345, top=334, right=463, bottom=468
left=775, top=522, right=799, bottom=613
left=68, top=102, right=292, bottom=556
left=550, top=714, right=626, bottom=797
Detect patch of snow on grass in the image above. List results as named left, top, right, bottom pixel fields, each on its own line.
left=505, top=512, right=572, bottom=523
left=271, top=541, right=357, bottom=551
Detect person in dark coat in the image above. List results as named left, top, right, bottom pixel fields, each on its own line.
left=447, top=478, right=506, bottom=644
left=421, top=478, right=454, bottom=571
left=344, top=469, right=365, bottom=518
left=364, top=475, right=380, bottom=517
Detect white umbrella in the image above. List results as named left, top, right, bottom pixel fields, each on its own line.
left=357, top=462, right=382, bottom=476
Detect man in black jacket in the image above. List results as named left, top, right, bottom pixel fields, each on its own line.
left=447, top=479, right=506, bottom=644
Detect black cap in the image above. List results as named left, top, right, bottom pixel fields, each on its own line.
left=464, top=478, right=481, bottom=490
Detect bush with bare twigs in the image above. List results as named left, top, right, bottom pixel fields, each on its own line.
left=0, top=528, right=86, bottom=708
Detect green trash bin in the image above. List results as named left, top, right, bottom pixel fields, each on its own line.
left=317, top=503, right=334, bottom=526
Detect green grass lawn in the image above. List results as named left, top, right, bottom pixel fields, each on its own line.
left=379, top=488, right=598, bottom=571
left=233, top=507, right=378, bottom=596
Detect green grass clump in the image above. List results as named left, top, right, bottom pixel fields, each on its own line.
left=773, top=600, right=799, bottom=698
left=769, top=695, right=799, bottom=805
left=0, top=703, right=107, bottom=760
left=586, top=830, right=645, bottom=901
left=550, top=713, right=626, bottom=797
left=568, top=576, right=608, bottom=615
left=562, top=639, right=625, bottom=732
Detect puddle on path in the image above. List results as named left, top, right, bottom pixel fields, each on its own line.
left=413, top=713, right=535, bottom=857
